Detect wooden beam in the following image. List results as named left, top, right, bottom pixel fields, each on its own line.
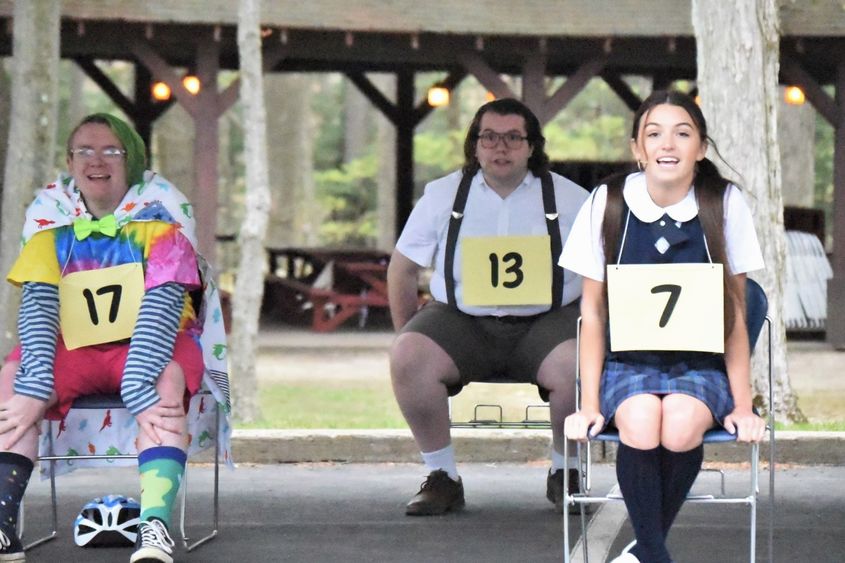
left=543, top=56, right=607, bottom=124
left=130, top=38, right=199, bottom=117
left=781, top=55, right=839, bottom=126
left=458, top=52, right=516, bottom=100
left=412, top=69, right=468, bottom=125
left=601, top=72, right=642, bottom=111
left=346, top=71, right=398, bottom=125
left=74, top=57, right=135, bottom=118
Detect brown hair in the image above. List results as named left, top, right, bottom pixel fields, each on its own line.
left=600, top=90, right=742, bottom=337
left=461, top=98, right=549, bottom=177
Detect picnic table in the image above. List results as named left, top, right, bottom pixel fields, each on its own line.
left=263, top=247, right=391, bottom=332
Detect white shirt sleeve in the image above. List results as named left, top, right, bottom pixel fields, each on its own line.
left=559, top=185, right=608, bottom=282
left=394, top=189, right=439, bottom=268
left=724, top=185, right=765, bottom=275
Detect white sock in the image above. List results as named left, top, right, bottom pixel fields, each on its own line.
left=421, top=444, right=459, bottom=480
left=550, top=448, right=579, bottom=473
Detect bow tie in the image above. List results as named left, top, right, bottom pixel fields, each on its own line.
left=73, top=214, right=118, bottom=240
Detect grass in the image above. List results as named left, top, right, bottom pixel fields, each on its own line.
left=234, top=382, right=552, bottom=430
left=235, top=381, right=407, bottom=429
left=234, top=379, right=845, bottom=432
left=776, top=421, right=845, bottom=432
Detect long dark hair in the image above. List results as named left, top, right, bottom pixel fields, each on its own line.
left=461, top=98, right=550, bottom=177
left=600, top=90, right=742, bottom=337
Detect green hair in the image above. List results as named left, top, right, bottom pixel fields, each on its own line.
left=67, top=113, right=147, bottom=187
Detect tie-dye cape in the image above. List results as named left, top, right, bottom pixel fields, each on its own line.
left=22, top=171, right=233, bottom=475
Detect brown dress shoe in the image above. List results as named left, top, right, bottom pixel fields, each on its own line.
left=547, top=468, right=592, bottom=515
left=405, top=470, right=465, bottom=516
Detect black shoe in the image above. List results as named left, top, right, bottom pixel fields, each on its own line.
left=0, top=527, right=25, bottom=562
left=547, top=468, right=592, bottom=515
left=130, top=518, right=175, bottom=563
left=405, top=470, right=465, bottom=516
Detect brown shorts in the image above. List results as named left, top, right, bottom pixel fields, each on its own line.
left=400, top=300, right=580, bottom=400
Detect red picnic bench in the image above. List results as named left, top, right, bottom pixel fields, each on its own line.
left=262, top=247, right=391, bottom=332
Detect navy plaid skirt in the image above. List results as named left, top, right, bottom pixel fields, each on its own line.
left=599, top=352, right=734, bottom=426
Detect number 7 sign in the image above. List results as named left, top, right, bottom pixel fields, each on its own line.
left=606, top=263, right=724, bottom=353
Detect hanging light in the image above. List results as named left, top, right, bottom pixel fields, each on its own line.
left=182, top=75, right=201, bottom=95
left=784, top=86, right=805, bottom=105
left=151, top=81, right=171, bottom=101
left=427, top=85, right=450, bottom=107
left=485, top=91, right=496, bottom=102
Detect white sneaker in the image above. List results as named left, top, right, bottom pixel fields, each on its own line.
left=609, top=540, right=639, bottom=563
left=129, top=518, right=175, bottom=563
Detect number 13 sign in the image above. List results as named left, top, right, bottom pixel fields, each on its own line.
left=606, top=263, right=724, bottom=353
left=461, top=235, right=551, bottom=306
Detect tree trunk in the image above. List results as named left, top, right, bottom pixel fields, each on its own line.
left=0, top=60, right=11, bottom=221
left=0, top=0, right=60, bottom=358
left=264, top=73, right=318, bottom=247
left=692, top=0, right=803, bottom=422
left=231, top=0, right=272, bottom=423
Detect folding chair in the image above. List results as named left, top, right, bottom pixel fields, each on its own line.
left=563, top=278, right=775, bottom=563
left=448, top=378, right=552, bottom=430
left=22, top=389, right=221, bottom=553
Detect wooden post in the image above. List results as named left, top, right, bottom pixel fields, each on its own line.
left=193, top=37, right=221, bottom=266
left=395, top=69, right=415, bottom=237
left=828, top=60, right=845, bottom=349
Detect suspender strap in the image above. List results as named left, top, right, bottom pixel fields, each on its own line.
left=444, top=171, right=473, bottom=307
left=540, top=172, right=564, bottom=309
left=445, top=171, right=563, bottom=309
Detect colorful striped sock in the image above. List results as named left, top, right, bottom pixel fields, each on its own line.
left=138, top=446, right=187, bottom=528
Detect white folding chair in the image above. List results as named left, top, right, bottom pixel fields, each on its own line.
left=563, top=279, right=775, bottom=563
left=22, top=389, right=221, bottom=553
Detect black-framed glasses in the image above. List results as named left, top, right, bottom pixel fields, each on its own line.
left=69, top=147, right=127, bottom=161
left=476, top=131, right=529, bottom=149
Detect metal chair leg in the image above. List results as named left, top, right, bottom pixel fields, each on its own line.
left=180, top=401, right=220, bottom=551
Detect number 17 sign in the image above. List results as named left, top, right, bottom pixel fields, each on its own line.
left=606, top=263, right=724, bottom=353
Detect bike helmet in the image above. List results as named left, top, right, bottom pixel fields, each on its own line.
left=73, top=494, right=141, bottom=547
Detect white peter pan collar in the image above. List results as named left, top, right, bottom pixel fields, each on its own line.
left=622, top=172, right=699, bottom=223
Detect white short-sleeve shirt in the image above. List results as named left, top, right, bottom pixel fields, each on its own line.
left=396, top=169, right=589, bottom=316
left=559, top=172, right=764, bottom=281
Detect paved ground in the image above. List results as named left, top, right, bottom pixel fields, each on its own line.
left=21, top=463, right=845, bottom=562
left=18, top=325, right=845, bottom=562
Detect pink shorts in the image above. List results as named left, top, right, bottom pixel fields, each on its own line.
left=5, top=333, right=204, bottom=420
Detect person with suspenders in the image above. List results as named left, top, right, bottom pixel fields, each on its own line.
left=387, top=99, right=589, bottom=516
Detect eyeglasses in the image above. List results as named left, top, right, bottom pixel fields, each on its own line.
left=69, top=147, right=126, bottom=161
left=476, top=131, right=529, bottom=149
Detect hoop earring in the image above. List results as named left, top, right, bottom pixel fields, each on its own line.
left=637, top=160, right=645, bottom=172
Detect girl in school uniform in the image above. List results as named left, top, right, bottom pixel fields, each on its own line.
left=559, top=90, right=768, bottom=563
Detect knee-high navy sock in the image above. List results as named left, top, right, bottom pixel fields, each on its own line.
left=660, top=444, right=704, bottom=538
left=616, top=443, right=672, bottom=563
left=0, top=452, right=34, bottom=535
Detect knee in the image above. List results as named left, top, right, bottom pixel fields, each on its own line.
left=615, top=397, right=662, bottom=449
left=536, top=339, right=577, bottom=393
left=661, top=407, right=706, bottom=451
left=389, top=333, right=442, bottom=385
left=156, top=362, right=187, bottom=404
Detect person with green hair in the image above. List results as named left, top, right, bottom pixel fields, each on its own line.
left=0, top=113, right=230, bottom=563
